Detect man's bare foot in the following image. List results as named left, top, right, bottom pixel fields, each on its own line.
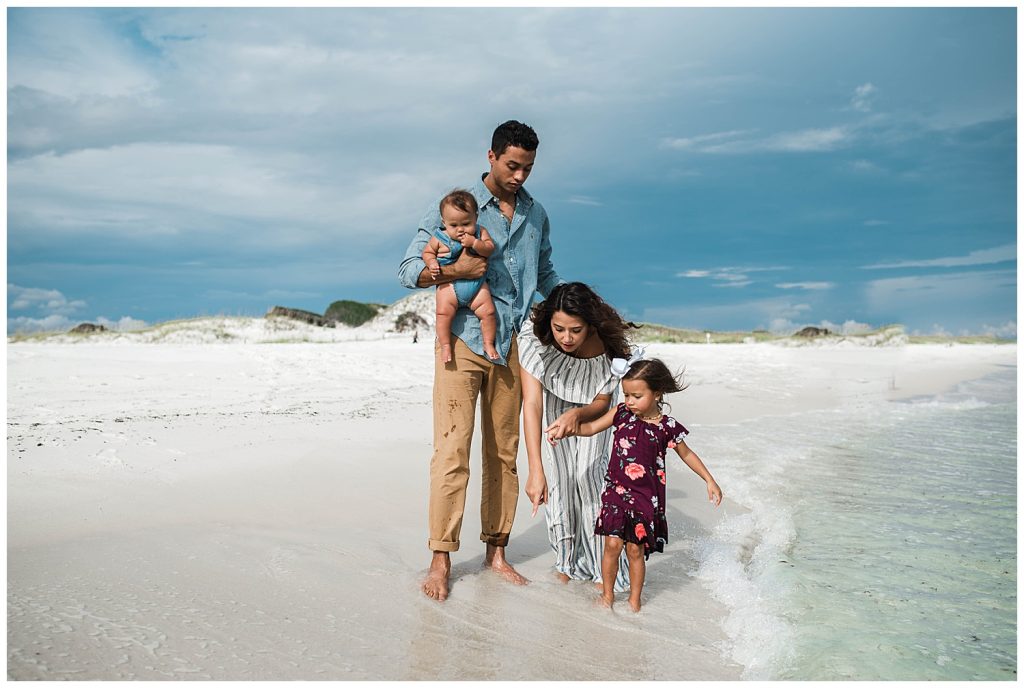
left=554, top=572, right=571, bottom=583
left=422, top=551, right=451, bottom=601
left=441, top=344, right=453, bottom=364
left=627, top=595, right=642, bottom=613
left=484, top=544, right=529, bottom=585
left=484, top=344, right=500, bottom=360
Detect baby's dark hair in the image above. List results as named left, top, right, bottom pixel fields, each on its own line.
left=623, top=358, right=687, bottom=398
left=439, top=189, right=478, bottom=217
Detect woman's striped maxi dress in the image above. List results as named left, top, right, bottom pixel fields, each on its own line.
left=518, top=327, right=630, bottom=592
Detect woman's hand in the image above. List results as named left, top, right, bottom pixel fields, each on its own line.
left=707, top=479, right=723, bottom=507
left=526, top=471, right=548, bottom=517
left=545, top=409, right=581, bottom=442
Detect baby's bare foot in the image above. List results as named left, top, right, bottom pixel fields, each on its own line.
left=441, top=345, right=452, bottom=363
left=484, top=344, right=500, bottom=360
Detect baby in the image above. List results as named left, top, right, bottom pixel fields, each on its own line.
left=422, top=189, right=499, bottom=363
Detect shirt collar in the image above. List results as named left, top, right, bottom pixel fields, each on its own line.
left=473, top=173, right=533, bottom=210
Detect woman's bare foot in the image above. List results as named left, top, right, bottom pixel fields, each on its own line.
left=554, top=572, right=571, bottom=583
left=484, top=544, right=528, bottom=585
left=422, top=551, right=451, bottom=601
left=627, top=595, right=642, bottom=613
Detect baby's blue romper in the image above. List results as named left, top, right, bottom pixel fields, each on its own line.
left=433, top=225, right=486, bottom=307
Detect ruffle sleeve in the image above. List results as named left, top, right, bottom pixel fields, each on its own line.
left=516, top=326, right=618, bottom=405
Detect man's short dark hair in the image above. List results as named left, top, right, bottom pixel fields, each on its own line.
left=491, top=120, right=539, bottom=157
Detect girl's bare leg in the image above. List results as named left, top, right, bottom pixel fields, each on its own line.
left=625, top=543, right=646, bottom=612
left=600, top=536, right=624, bottom=608
left=435, top=286, right=459, bottom=363
left=469, top=283, right=500, bottom=360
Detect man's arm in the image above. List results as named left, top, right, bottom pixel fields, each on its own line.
left=536, top=214, right=562, bottom=297
left=399, top=209, right=489, bottom=289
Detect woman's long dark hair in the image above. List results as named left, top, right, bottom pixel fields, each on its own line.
left=530, top=282, right=639, bottom=359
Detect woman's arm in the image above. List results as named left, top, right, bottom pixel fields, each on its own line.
left=673, top=440, right=723, bottom=506
left=521, top=369, right=548, bottom=516
left=544, top=392, right=612, bottom=440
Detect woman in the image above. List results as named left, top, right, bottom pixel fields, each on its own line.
left=520, top=282, right=641, bottom=590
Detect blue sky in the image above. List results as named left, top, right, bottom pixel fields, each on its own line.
left=6, top=7, right=1017, bottom=336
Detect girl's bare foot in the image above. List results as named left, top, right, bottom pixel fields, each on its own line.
left=422, top=551, right=451, bottom=602
left=627, top=595, right=642, bottom=613
left=598, top=593, right=614, bottom=608
left=484, top=544, right=529, bottom=585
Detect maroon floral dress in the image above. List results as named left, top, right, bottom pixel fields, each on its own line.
left=594, top=403, right=689, bottom=558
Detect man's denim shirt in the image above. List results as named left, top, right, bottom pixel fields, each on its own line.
left=398, top=174, right=561, bottom=366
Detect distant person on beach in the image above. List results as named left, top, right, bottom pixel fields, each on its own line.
left=398, top=120, right=561, bottom=601
left=568, top=358, right=723, bottom=612
left=520, top=282, right=639, bottom=592
left=421, top=189, right=499, bottom=363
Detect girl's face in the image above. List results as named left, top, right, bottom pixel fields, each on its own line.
left=622, top=378, right=661, bottom=418
left=440, top=204, right=477, bottom=241
left=550, top=310, right=590, bottom=353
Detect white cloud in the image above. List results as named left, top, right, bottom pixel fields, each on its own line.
left=8, top=284, right=86, bottom=314
left=863, top=244, right=1016, bottom=269
left=677, top=265, right=788, bottom=288
left=660, top=129, right=755, bottom=150
left=8, top=314, right=77, bottom=334
left=851, top=83, right=877, bottom=112
left=663, top=126, right=851, bottom=154
left=980, top=321, right=1016, bottom=339
left=776, top=282, right=835, bottom=291
left=96, top=316, right=149, bottom=331
left=864, top=269, right=1016, bottom=312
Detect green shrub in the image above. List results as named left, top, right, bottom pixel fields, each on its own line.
left=324, top=300, right=382, bottom=327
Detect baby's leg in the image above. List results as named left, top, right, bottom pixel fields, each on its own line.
left=600, top=536, right=624, bottom=608
left=624, top=542, right=646, bottom=612
left=469, top=282, right=499, bottom=360
left=435, top=285, right=459, bottom=363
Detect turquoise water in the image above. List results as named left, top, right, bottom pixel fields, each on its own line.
left=692, top=369, right=1017, bottom=680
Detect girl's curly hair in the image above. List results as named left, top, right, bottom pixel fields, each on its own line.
left=530, top=282, right=639, bottom=360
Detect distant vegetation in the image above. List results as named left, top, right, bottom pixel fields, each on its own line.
left=323, top=300, right=385, bottom=327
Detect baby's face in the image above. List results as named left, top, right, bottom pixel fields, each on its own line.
left=440, top=204, right=477, bottom=241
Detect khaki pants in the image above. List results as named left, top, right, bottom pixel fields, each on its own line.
left=428, top=335, right=522, bottom=552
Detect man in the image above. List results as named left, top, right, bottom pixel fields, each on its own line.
left=398, top=120, right=562, bottom=601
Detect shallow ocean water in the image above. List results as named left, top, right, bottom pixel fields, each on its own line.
left=691, top=368, right=1017, bottom=680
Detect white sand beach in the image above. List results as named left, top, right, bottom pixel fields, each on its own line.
left=7, top=327, right=1015, bottom=680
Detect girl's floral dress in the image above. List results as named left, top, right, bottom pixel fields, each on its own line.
left=594, top=403, right=689, bottom=558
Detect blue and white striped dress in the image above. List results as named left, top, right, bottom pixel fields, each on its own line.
left=518, top=327, right=630, bottom=591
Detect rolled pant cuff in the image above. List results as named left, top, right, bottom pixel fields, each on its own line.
left=429, top=539, right=459, bottom=552
left=480, top=533, right=510, bottom=547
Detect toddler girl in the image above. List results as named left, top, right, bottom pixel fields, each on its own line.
left=570, top=357, right=722, bottom=612
left=421, top=189, right=499, bottom=362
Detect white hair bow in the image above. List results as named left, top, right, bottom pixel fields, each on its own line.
left=610, top=346, right=646, bottom=378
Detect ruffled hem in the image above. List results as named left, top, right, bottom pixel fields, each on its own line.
left=595, top=510, right=667, bottom=560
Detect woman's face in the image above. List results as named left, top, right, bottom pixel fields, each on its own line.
left=550, top=310, right=590, bottom=353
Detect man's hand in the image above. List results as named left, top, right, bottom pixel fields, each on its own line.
left=449, top=249, right=487, bottom=280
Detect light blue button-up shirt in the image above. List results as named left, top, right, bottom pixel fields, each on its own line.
left=398, top=174, right=562, bottom=366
